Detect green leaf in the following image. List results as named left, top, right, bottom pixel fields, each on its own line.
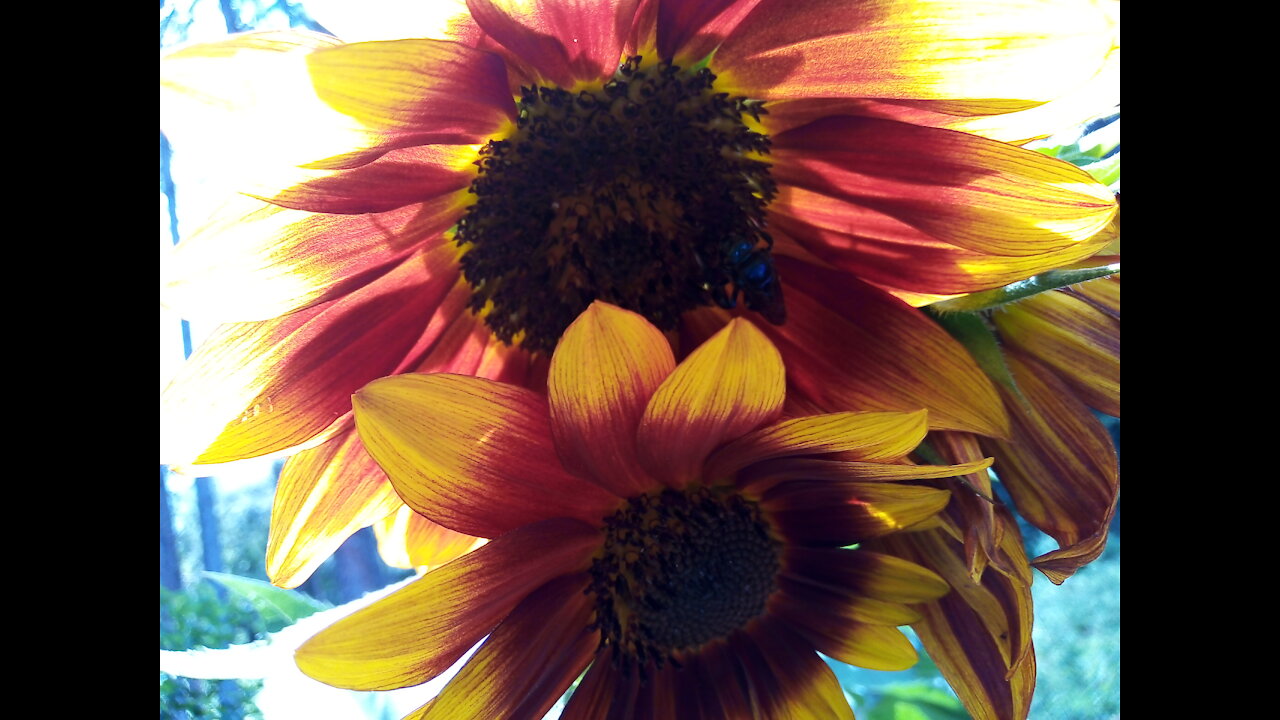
left=927, top=263, right=1119, bottom=314
left=1079, top=150, right=1120, bottom=188
left=925, top=310, right=1025, bottom=408
left=867, top=683, right=969, bottom=720
left=1032, top=112, right=1119, bottom=191
left=201, top=571, right=328, bottom=625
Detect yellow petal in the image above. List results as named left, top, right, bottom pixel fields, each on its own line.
left=636, top=318, right=785, bottom=487
left=372, top=504, right=486, bottom=571
left=266, top=428, right=404, bottom=588
left=353, top=373, right=620, bottom=539
left=994, top=288, right=1119, bottom=417
left=296, top=517, right=600, bottom=690
left=548, top=302, right=674, bottom=497
left=706, top=409, right=928, bottom=481
left=715, top=0, right=1116, bottom=108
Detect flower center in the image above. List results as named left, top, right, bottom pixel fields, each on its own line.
left=587, top=486, right=781, bottom=672
left=455, top=55, right=783, bottom=354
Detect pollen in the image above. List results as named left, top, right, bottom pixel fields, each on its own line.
left=586, top=486, right=782, bottom=674
left=454, top=55, right=784, bottom=354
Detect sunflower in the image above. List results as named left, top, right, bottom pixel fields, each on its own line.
left=295, top=301, right=993, bottom=718
left=983, top=270, right=1120, bottom=583
left=859, top=257, right=1118, bottom=718
left=160, top=0, right=1118, bottom=591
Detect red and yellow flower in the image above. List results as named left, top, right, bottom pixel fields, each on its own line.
left=296, top=301, right=992, bottom=718
left=160, top=0, right=1118, bottom=587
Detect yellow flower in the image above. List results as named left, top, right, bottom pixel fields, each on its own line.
left=297, top=302, right=992, bottom=718
left=160, top=0, right=1118, bottom=593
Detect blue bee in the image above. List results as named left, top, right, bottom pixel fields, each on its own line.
left=704, top=238, right=786, bottom=325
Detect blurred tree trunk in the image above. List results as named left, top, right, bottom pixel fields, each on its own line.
left=196, top=476, right=225, bottom=574
left=334, top=527, right=388, bottom=603
left=160, top=467, right=182, bottom=590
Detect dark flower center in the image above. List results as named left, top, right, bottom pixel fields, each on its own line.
left=454, top=55, right=783, bottom=354
left=587, top=486, right=781, bottom=673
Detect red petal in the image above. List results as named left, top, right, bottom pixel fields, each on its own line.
left=768, top=256, right=1009, bottom=438
left=771, top=116, right=1117, bottom=258
left=560, top=654, right=640, bottom=720
left=656, top=0, right=764, bottom=64
left=465, top=0, right=641, bottom=87
left=769, top=185, right=1118, bottom=296
left=738, top=618, right=855, bottom=719
left=160, top=243, right=461, bottom=466
left=679, top=640, right=754, bottom=720
left=164, top=192, right=465, bottom=322
left=265, top=144, right=477, bottom=215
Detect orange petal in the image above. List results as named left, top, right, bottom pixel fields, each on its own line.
left=163, top=192, right=466, bottom=323
left=705, top=409, right=928, bottom=481
left=738, top=618, right=855, bottom=719
left=548, top=302, right=674, bottom=497
left=353, top=373, right=621, bottom=538
left=993, top=288, right=1120, bottom=418
left=1065, top=273, right=1119, bottom=318
left=769, top=185, right=1118, bottom=296
left=771, top=116, right=1118, bottom=258
left=295, top=516, right=600, bottom=690
left=769, top=256, right=1009, bottom=437
left=762, top=480, right=950, bottom=546
left=465, top=0, right=641, bottom=87
left=875, top=518, right=1036, bottom=720
left=636, top=318, right=785, bottom=488
left=160, top=244, right=462, bottom=466
left=771, top=582, right=919, bottom=670
left=776, top=574, right=923, bottom=626
left=714, top=0, right=1115, bottom=107
left=423, top=573, right=597, bottom=719
left=981, top=351, right=1119, bottom=583
left=266, top=428, right=403, bottom=588
left=931, top=431, right=1003, bottom=581
left=783, top=547, right=950, bottom=604
left=264, top=144, right=477, bottom=215
left=372, top=504, right=485, bottom=571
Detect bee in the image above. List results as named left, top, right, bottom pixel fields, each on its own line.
left=699, top=237, right=786, bottom=325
